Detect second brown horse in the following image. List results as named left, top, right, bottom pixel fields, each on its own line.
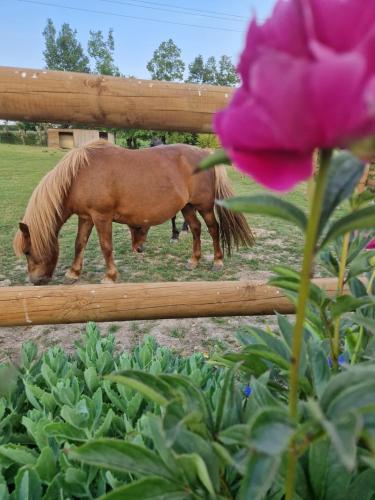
left=14, top=141, right=254, bottom=284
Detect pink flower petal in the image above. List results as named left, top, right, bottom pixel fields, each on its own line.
left=229, top=149, right=314, bottom=192
left=309, top=0, right=375, bottom=52
left=367, top=238, right=375, bottom=250
left=238, top=1, right=310, bottom=85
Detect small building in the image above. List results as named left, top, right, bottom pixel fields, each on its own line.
left=47, top=128, right=115, bottom=149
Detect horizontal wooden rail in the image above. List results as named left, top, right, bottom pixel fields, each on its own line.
left=0, top=66, right=233, bottom=132
left=0, top=279, right=339, bottom=327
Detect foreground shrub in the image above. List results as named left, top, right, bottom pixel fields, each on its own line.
left=0, top=326, right=224, bottom=498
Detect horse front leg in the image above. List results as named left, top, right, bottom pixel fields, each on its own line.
left=93, top=216, right=118, bottom=283
left=65, top=216, right=94, bottom=280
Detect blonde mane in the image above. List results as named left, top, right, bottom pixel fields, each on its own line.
left=13, top=140, right=111, bottom=259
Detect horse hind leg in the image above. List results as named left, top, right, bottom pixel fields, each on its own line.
left=65, top=216, right=94, bottom=281
left=170, top=216, right=180, bottom=243
left=198, top=209, right=224, bottom=271
left=92, top=216, right=118, bottom=283
left=181, top=205, right=201, bottom=270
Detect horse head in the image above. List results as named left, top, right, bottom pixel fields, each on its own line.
left=17, top=222, right=59, bottom=285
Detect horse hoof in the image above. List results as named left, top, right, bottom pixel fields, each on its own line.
left=101, top=276, right=116, bottom=284
left=65, top=269, right=80, bottom=281
left=213, top=261, right=224, bottom=272
left=170, top=238, right=179, bottom=244
left=186, top=259, right=199, bottom=270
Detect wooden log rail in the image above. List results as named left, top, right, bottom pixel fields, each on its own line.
left=0, top=66, right=233, bottom=132
left=0, top=279, right=339, bottom=327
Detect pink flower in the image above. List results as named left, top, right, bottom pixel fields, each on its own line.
left=214, top=0, right=375, bottom=191
left=367, top=237, right=375, bottom=249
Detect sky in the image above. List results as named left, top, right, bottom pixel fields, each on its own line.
left=0, top=0, right=276, bottom=79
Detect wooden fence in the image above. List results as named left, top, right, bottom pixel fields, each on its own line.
left=0, top=279, right=339, bottom=327
left=0, top=66, right=341, bottom=327
left=0, top=66, right=233, bottom=132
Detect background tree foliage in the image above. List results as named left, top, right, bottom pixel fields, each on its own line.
left=38, top=23, right=237, bottom=147
left=88, top=29, right=120, bottom=76
left=187, top=54, right=239, bottom=86
left=42, top=18, right=90, bottom=73
left=146, top=38, right=185, bottom=81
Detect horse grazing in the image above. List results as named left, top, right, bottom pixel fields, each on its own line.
left=14, top=141, right=254, bottom=285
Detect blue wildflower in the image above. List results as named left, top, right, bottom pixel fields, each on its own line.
left=327, top=354, right=346, bottom=369
left=243, top=384, right=252, bottom=398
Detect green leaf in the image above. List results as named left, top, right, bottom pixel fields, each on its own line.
left=330, top=296, right=375, bottom=319
left=349, top=277, right=367, bottom=298
left=102, top=477, right=187, bottom=500
left=44, top=422, right=88, bottom=442
left=35, top=446, right=56, bottom=483
left=84, top=366, right=100, bottom=393
left=214, top=364, right=237, bottom=433
left=307, top=340, right=331, bottom=398
left=349, top=314, right=375, bottom=334
left=345, top=469, right=375, bottom=500
left=0, top=485, right=9, bottom=500
left=217, top=195, right=307, bottom=232
left=159, top=374, right=213, bottom=430
left=238, top=452, right=281, bottom=500
left=308, top=401, right=361, bottom=471
left=69, top=438, right=174, bottom=479
left=241, top=345, right=290, bottom=371
left=13, top=468, right=42, bottom=500
left=320, top=365, right=375, bottom=413
left=0, top=444, right=37, bottom=466
left=24, top=382, right=56, bottom=413
left=308, top=439, right=351, bottom=500
left=325, top=380, right=375, bottom=418
left=219, top=424, right=251, bottom=446
left=248, top=408, right=294, bottom=456
left=199, top=149, right=231, bottom=170
left=176, top=454, right=216, bottom=498
left=318, top=152, right=365, bottom=236
left=347, top=250, right=375, bottom=279
left=236, top=326, right=291, bottom=362
left=94, top=409, right=114, bottom=438
left=320, top=205, right=375, bottom=249
left=105, top=370, right=174, bottom=406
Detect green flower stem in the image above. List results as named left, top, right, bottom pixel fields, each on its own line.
left=332, top=231, right=350, bottom=370
left=351, top=267, right=375, bottom=365
left=285, top=149, right=332, bottom=500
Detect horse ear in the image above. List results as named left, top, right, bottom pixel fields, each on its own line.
left=19, top=222, right=30, bottom=237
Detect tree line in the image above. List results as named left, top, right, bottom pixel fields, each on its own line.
left=5, top=20, right=239, bottom=148
left=43, top=19, right=239, bottom=86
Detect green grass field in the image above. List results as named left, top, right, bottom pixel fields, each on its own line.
left=0, top=143, right=309, bottom=286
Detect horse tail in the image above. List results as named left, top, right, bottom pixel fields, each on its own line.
left=214, top=165, right=255, bottom=256
left=13, top=140, right=109, bottom=259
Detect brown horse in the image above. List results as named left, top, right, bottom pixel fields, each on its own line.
left=14, top=141, right=254, bottom=285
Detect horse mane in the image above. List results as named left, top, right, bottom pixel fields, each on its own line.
left=13, top=140, right=111, bottom=259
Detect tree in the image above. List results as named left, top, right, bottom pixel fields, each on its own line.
left=147, top=39, right=185, bottom=81
left=203, top=56, right=218, bottom=85
left=217, top=55, right=239, bottom=86
left=186, top=54, right=239, bottom=86
left=186, top=55, right=205, bottom=83
left=42, top=18, right=90, bottom=73
left=88, top=29, right=120, bottom=76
